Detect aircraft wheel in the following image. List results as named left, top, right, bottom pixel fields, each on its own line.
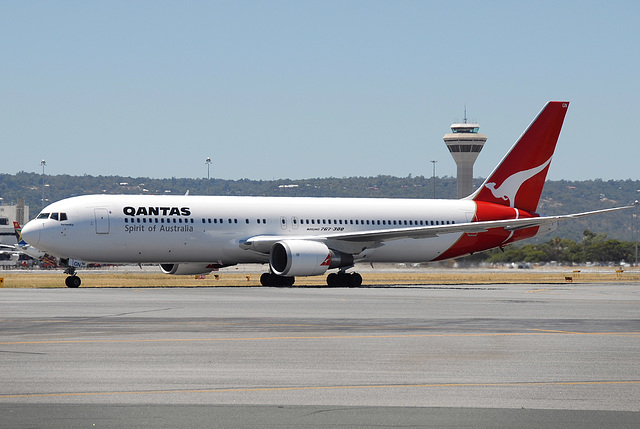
left=349, top=272, right=363, bottom=287
left=65, top=275, right=81, bottom=288
left=260, top=273, right=271, bottom=286
left=326, top=272, right=339, bottom=287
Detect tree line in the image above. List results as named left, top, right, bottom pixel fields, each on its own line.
left=460, top=230, right=637, bottom=265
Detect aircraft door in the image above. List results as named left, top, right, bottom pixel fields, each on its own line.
left=94, top=208, right=110, bottom=234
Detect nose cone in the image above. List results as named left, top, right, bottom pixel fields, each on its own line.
left=21, top=220, right=41, bottom=246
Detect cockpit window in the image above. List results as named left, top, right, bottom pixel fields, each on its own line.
left=36, top=212, right=68, bottom=221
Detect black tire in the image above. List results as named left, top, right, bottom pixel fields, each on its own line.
left=65, top=276, right=81, bottom=288
left=327, top=272, right=338, bottom=286
left=260, top=273, right=272, bottom=286
left=348, top=272, right=363, bottom=287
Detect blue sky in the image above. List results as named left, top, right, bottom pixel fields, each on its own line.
left=2, top=1, right=638, bottom=181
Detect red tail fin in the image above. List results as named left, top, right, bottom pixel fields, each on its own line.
left=470, top=101, right=569, bottom=212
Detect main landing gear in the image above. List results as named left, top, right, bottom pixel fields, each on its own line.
left=326, top=271, right=362, bottom=287
left=259, top=271, right=363, bottom=287
left=260, top=273, right=295, bottom=286
left=64, top=267, right=81, bottom=288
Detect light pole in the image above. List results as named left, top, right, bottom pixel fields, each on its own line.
left=205, top=157, right=212, bottom=195
left=431, top=160, right=437, bottom=199
left=40, top=159, right=46, bottom=209
left=635, top=200, right=639, bottom=267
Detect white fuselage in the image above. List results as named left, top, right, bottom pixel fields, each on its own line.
left=22, top=194, right=483, bottom=265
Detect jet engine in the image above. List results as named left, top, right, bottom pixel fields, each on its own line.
left=159, top=263, right=218, bottom=276
left=270, top=240, right=353, bottom=277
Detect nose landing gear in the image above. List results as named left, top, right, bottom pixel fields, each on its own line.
left=64, top=267, right=82, bottom=288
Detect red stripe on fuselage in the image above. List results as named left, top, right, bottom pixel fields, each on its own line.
left=435, top=201, right=540, bottom=260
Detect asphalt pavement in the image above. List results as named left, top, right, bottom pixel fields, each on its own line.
left=1, top=283, right=638, bottom=428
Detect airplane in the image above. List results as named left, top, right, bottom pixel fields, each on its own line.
left=0, top=243, right=21, bottom=265
left=20, top=101, right=630, bottom=288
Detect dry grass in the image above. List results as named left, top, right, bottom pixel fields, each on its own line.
left=1, top=268, right=639, bottom=288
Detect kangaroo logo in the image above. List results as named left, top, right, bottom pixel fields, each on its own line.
left=321, top=253, right=331, bottom=266
left=484, top=157, right=552, bottom=207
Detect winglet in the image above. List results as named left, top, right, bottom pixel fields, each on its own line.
left=470, top=101, right=569, bottom=212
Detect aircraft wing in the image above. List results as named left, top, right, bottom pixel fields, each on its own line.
left=241, top=206, right=632, bottom=254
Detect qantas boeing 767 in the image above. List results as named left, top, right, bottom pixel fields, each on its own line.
left=20, top=101, right=630, bottom=287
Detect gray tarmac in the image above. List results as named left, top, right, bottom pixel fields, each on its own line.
left=0, top=283, right=639, bottom=428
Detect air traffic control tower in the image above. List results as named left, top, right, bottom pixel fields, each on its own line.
left=443, top=112, right=487, bottom=198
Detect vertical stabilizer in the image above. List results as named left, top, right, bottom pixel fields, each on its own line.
left=469, top=101, right=569, bottom=212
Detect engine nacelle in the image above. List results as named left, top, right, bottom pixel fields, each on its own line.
left=160, top=263, right=218, bottom=276
left=270, top=240, right=353, bottom=277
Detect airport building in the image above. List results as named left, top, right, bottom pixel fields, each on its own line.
left=0, top=199, right=28, bottom=245
left=443, top=114, right=487, bottom=199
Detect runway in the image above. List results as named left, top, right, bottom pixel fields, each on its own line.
left=1, top=283, right=639, bottom=428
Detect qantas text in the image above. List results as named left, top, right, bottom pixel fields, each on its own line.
left=123, top=206, right=191, bottom=216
